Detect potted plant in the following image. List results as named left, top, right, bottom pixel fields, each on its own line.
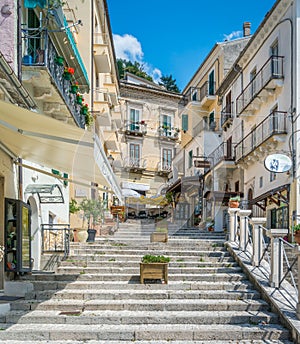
left=140, top=254, right=170, bottom=284
left=76, top=93, right=84, bottom=105
left=229, top=196, right=240, bottom=208
left=54, top=55, right=64, bottom=66
left=205, top=217, right=214, bottom=231
left=70, top=81, right=79, bottom=94
left=63, top=66, right=75, bottom=80
left=293, top=224, right=300, bottom=244
left=81, top=103, right=89, bottom=116
left=80, top=198, right=104, bottom=242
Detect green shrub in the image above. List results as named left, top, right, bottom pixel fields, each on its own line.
left=141, top=254, right=170, bottom=263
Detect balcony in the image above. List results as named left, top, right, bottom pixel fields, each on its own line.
left=93, top=32, right=111, bottom=73
left=123, top=157, right=147, bottom=173
left=156, top=162, right=172, bottom=177
left=221, top=102, right=234, bottom=130
left=158, top=127, right=179, bottom=141
left=199, top=81, right=216, bottom=107
left=205, top=142, right=235, bottom=173
left=124, top=121, right=147, bottom=137
left=235, top=111, right=288, bottom=162
left=21, top=29, right=87, bottom=128
left=236, top=56, right=284, bottom=115
left=93, top=88, right=112, bottom=127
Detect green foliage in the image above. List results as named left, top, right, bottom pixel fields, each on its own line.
left=117, top=58, right=153, bottom=81
left=229, top=196, right=240, bottom=202
left=69, top=198, right=80, bottom=214
left=293, top=224, right=300, bottom=233
left=141, top=254, right=170, bottom=263
left=159, top=74, right=180, bottom=93
left=80, top=198, right=104, bottom=229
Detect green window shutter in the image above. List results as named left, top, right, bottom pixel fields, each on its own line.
left=182, top=114, right=188, bottom=132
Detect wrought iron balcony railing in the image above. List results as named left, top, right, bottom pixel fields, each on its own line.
left=200, top=81, right=216, bottom=101
left=21, top=28, right=86, bottom=128
left=205, top=141, right=235, bottom=173
left=221, top=102, right=234, bottom=127
left=123, top=157, right=147, bottom=170
left=235, top=111, right=288, bottom=162
left=124, top=121, right=147, bottom=135
left=158, top=126, right=179, bottom=140
left=236, top=56, right=284, bottom=115
left=157, top=162, right=172, bottom=173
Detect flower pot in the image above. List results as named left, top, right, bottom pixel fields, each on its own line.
left=229, top=201, right=239, bottom=208
left=87, top=229, right=97, bottom=242
left=70, top=85, right=78, bottom=94
left=76, top=97, right=83, bottom=105
left=150, top=232, right=168, bottom=243
left=73, top=228, right=88, bottom=243
left=140, top=262, right=168, bottom=284
left=294, top=232, right=300, bottom=244
left=63, top=72, right=72, bottom=80
left=55, top=56, right=64, bottom=66
left=81, top=108, right=88, bottom=116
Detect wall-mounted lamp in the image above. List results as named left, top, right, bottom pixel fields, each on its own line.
left=1, top=4, right=12, bottom=16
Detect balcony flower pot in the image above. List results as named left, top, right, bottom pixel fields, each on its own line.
left=76, top=94, right=84, bottom=105
left=63, top=67, right=75, bottom=80
left=81, top=105, right=89, bottom=116
left=70, top=82, right=79, bottom=94
left=140, top=255, right=170, bottom=284
left=54, top=56, right=64, bottom=66
left=229, top=196, right=240, bottom=208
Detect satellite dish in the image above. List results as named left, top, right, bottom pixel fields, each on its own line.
left=264, top=154, right=292, bottom=173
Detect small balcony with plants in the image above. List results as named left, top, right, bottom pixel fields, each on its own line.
left=124, top=121, right=147, bottom=136
left=158, top=125, right=180, bottom=141
left=156, top=161, right=172, bottom=177
left=236, top=56, right=284, bottom=115
left=21, top=10, right=89, bottom=128
left=221, top=102, right=234, bottom=131
left=235, top=110, right=288, bottom=162
left=123, top=157, right=147, bottom=173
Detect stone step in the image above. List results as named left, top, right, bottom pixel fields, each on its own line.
left=0, top=323, right=290, bottom=341
left=0, top=340, right=293, bottom=344
left=56, top=266, right=243, bottom=275
left=25, top=288, right=261, bottom=301
left=10, top=298, right=269, bottom=312
left=4, top=309, right=278, bottom=325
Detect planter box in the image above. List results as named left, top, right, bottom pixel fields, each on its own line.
left=140, top=262, right=168, bottom=284
left=150, top=232, right=168, bottom=243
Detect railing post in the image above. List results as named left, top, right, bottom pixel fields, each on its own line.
left=228, top=208, right=240, bottom=242
left=294, top=245, right=300, bottom=319
left=267, top=229, right=288, bottom=288
left=238, top=209, right=252, bottom=251
left=250, top=218, right=266, bottom=267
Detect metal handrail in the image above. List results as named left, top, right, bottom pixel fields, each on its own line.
left=41, top=224, right=70, bottom=259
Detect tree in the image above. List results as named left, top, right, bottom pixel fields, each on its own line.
left=117, top=58, right=153, bottom=82
left=159, top=74, right=180, bottom=93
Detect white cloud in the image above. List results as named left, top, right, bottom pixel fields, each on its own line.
left=223, top=30, right=243, bottom=41
left=113, top=33, right=162, bottom=82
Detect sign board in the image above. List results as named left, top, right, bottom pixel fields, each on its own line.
left=264, top=154, right=292, bottom=173
left=194, top=160, right=210, bottom=168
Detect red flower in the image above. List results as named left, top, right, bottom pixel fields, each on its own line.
left=64, top=67, right=75, bottom=75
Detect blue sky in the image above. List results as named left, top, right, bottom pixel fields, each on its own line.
left=107, top=0, right=276, bottom=91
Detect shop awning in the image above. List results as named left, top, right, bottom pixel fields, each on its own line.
left=0, top=100, right=121, bottom=197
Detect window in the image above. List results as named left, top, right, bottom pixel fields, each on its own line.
left=162, top=149, right=172, bottom=169
left=196, top=147, right=199, bottom=157
left=225, top=91, right=232, bottom=114
left=270, top=171, right=276, bottom=182
left=226, top=136, right=232, bottom=159
left=259, top=176, right=263, bottom=188
left=208, top=70, right=215, bottom=95
left=129, top=143, right=140, bottom=166
left=161, top=114, right=172, bottom=136
left=250, top=68, right=257, bottom=97
left=182, top=114, right=188, bottom=132
left=270, top=106, right=278, bottom=133
left=209, top=111, right=215, bottom=130
left=188, top=150, right=193, bottom=168
left=129, top=108, right=140, bottom=131
left=270, top=40, right=279, bottom=75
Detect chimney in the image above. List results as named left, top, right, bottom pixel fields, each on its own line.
left=243, top=22, right=251, bottom=37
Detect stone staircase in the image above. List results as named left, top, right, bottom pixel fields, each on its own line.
left=0, top=222, right=294, bottom=343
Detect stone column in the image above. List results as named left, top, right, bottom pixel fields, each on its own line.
left=238, top=209, right=252, bottom=252
left=228, top=208, right=240, bottom=242
left=250, top=217, right=266, bottom=267
left=294, top=245, right=300, bottom=319
left=267, top=228, right=288, bottom=288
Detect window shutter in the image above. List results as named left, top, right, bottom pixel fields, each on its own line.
left=182, top=114, right=188, bottom=132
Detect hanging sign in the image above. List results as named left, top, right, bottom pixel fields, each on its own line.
left=264, top=154, right=292, bottom=173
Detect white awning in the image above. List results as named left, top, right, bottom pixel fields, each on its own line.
left=0, top=100, right=122, bottom=200
left=121, top=181, right=150, bottom=192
